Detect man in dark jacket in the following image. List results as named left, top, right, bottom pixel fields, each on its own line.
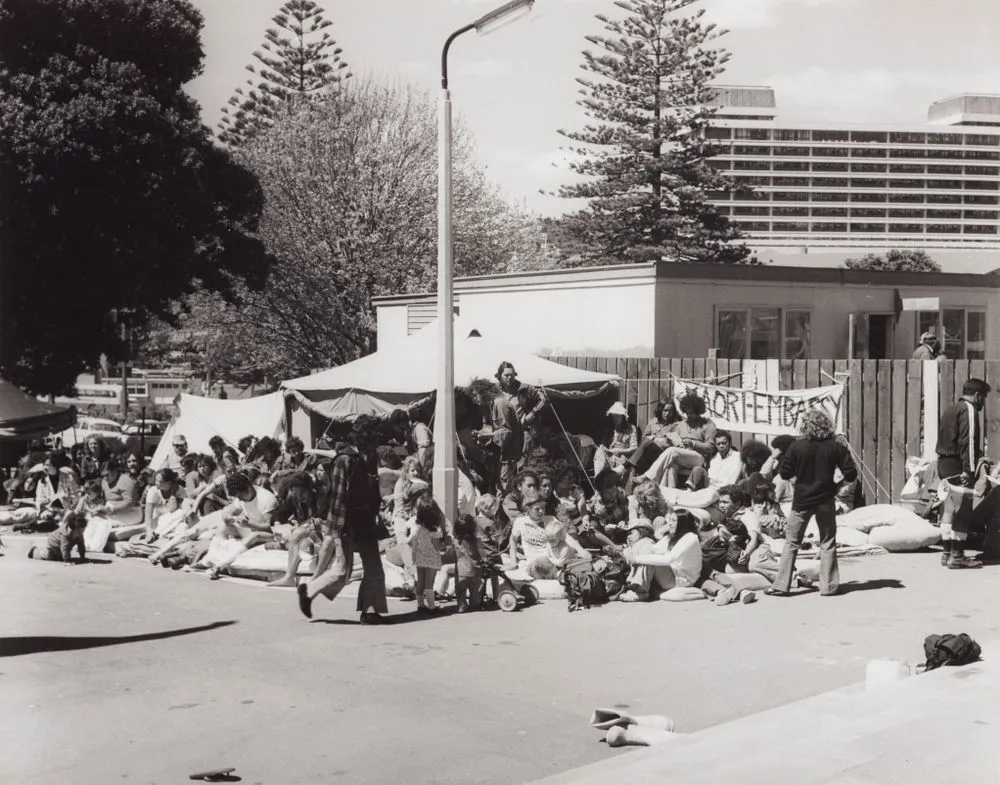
left=936, top=378, right=991, bottom=569
left=767, top=410, right=857, bottom=597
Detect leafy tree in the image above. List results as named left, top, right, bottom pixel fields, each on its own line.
left=843, top=249, right=942, bottom=273
left=0, top=0, right=271, bottom=396
left=177, top=79, right=532, bottom=382
left=218, top=0, right=350, bottom=147
left=557, top=0, right=752, bottom=265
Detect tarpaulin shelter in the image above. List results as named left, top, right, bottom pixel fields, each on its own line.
left=0, top=378, right=76, bottom=441
left=281, top=319, right=621, bottom=443
left=150, top=392, right=285, bottom=470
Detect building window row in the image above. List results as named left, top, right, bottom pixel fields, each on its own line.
left=717, top=146, right=1000, bottom=161
left=725, top=205, right=998, bottom=220
left=715, top=159, right=999, bottom=177
left=729, top=218, right=999, bottom=235
left=917, top=310, right=987, bottom=359
left=724, top=190, right=998, bottom=207
left=730, top=176, right=1000, bottom=191
left=717, top=308, right=811, bottom=360
left=707, top=128, right=1000, bottom=146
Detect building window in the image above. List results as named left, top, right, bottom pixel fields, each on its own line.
left=855, top=178, right=887, bottom=189
left=965, top=224, right=999, bottom=234
left=888, top=208, right=923, bottom=218
left=707, top=189, right=732, bottom=200
left=928, top=164, right=963, bottom=174
left=888, top=223, right=924, bottom=233
left=812, top=222, right=847, bottom=231
left=850, top=222, right=886, bottom=232
left=771, top=191, right=809, bottom=201
left=963, top=209, right=998, bottom=219
left=733, top=205, right=769, bottom=216
left=812, top=207, right=848, bottom=217
left=852, top=192, right=886, bottom=202
left=932, top=180, right=963, bottom=189
left=889, top=164, right=925, bottom=174
left=964, top=194, right=999, bottom=205
left=812, top=177, right=849, bottom=187
left=926, top=224, right=962, bottom=233
left=771, top=221, right=809, bottom=232
left=967, top=312, right=987, bottom=360
left=717, top=308, right=809, bottom=360
left=772, top=206, right=808, bottom=217
left=965, top=134, right=1000, bottom=146
left=920, top=310, right=988, bottom=359
left=812, top=192, right=844, bottom=202
left=773, top=160, right=810, bottom=171
left=706, top=127, right=732, bottom=140
left=965, top=166, right=1000, bottom=176
left=926, top=193, right=961, bottom=204
left=735, top=128, right=770, bottom=140
left=890, top=132, right=927, bottom=144
left=850, top=163, right=886, bottom=173
left=888, top=193, right=923, bottom=203
left=814, top=130, right=850, bottom=142
left=851, top=208, right=886, bottom=218
left=733, top=220, right=770, bottom=232
left=964, top=150, right=1000, bottom=160
left=927, top=133, right=963, bottom=145
left=773, top=145, right=809, bottom=156
left=850, top=131, right=888, bottom=143
left=708, top=160, right=731, bottom=171
left=926, top=209, right=961, bottom=219
left=851, top=147, right=888, bottom=157
left=733, top=145, right=771, bottom=156
left=774, top=129, right=811, bottom=142
left=889, top=148, right=926, bottom=158
left=734, top=160, right=769, bottom=170
left=966, top=179, right=1000, bottom=190
left=928, top=148, right=966, bottom=159
left=812, top=146, right=849, bottom=157
left=813, top=161, right=848, bottom=172
left=735, top=175, right=771, bottom=186
left=773, top=176, right=809, bottom=186
left=888, top=179, right=924, bottom=188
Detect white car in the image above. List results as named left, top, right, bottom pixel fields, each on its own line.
left=49, top=417, right=127, bottom=449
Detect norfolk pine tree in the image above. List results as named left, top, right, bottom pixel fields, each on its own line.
left=558, top=0, right=752, bottom=265
left=218, top=0, right=350, bottom=147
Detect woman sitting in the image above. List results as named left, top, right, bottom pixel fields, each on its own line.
left=592, top=402, right=639, bottom=480
left=141, top=468, right=186, bottom=541
left=35, top=450, right=81, bottom=528
left=642, top=392, right=717, bottom=489
left=627, top=398, right=683, bottom=477
left=510, top=493, right=589, bottom=578
left=500, top=471, right=540, bottom=525
left=615, top=509, right=703, bottom=602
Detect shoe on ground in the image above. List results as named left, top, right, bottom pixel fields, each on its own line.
left=360, top=612, right=385, bottom=625
left=764, top=587, right=792, bottom=597
left=946, top=554, right=983, bottom=569
left=619, top=590, right=647, bottom=603
left=296, top=583, right=313, bottom=619
left=739, top=590, right=757, bottom=604
left=714, top=587, right=739, bottom=606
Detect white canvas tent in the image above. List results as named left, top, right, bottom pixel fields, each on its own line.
left=281, top=319, right=621, bottom=438
left=150, top=392, right=286, bottom=470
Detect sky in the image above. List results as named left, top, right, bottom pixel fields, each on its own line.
left=187, top=0, right=1000, bottom=218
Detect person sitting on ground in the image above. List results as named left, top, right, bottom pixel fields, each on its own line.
left=208, top=436, right=227, bottom=472
left=511, top=493, right=589, bottom=579
left=585, top=470, right=630, bottom=542
left=141, top=468, right=185, bottom=540
left=266, top=476, right=322, bottom=588
left=616, top=509, right=703, bottom=602
left=191, top=455, right=228, bottom=515
left=27, top=512, right=88, bottom=564
left=501, top=471, right=539, bottom=525
left=748, top=475, right=787, bottom=540
left=276, top=436, right=307, bottom=472
left=247, top=436, right=282, bottom=476
left=181, top=453, right=201, bottom=496
left=762, top=435, right=796, bottom=505
left=552, top=466, right=587, bottom=518
left=642, top=392, right=717, bottom=489
left=73, top=479, right=112, bottom=520
left=627, top=398, right=683, bottom=477
left=101, top=458, right=140, bottom=512
left=535, top=469, right=560, bottom=515
left=687, top=430, right=743, bottom=491
left=612, top=518, right=658, bottom=600
left=557, top=499, right=615, bottom=551
left=735, top=440, right=773, bottom=498
left=79, top=435, right=109, bottom=482
left=631, top=478, right=669, bottom=528
left=35, top=450, right=81, bottom=527
left=376, top=446, right=403, bottom=500
left=195, top=471, right=277, bottom=580
left=593, top=402, right=639, bottom=480
left=540, top=519, right=590, bottom=579
left=220, top=446, right=241, bottom=473
left=716, top=485, right=777, bottom=581
left=164, top=434, right=189, bottom=473
left=696, top=523, right=759, bottom=607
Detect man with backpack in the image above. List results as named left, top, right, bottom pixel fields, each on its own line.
left=296, top=416, right=388, bottom=624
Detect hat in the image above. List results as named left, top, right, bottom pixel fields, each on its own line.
left=626, top=518, right=655, bottom=534
left=606, top=401, right=628, bottom=417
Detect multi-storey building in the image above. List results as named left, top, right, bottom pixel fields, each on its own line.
left=706, top=87, right=1000, bottom=249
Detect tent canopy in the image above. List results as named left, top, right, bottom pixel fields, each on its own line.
left=281, top=318, right=621, bottom=421
left=0, top=378, right=76, bottom=440
left=150, top=392, right=285, bottom=470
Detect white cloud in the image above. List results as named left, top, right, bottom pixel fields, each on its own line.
left=703, top=0, right=860, bottom=29
left=453, top=58, right=513, bottom=76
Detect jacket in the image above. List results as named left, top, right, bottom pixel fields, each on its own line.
left=936, top=400, right=983, bottom=475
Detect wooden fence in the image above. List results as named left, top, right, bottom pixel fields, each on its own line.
left=547, top=357, right=1000, bottom=505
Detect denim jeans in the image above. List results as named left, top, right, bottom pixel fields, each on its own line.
left=773, top=500, right=839, bottom=595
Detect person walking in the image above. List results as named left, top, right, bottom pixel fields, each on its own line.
left=296, top=415, right=388, bottom=624
left=766, top=410, right=857, bottom=597
left=936, top=378, right=992, bottom=569
left=912, top=331, right=942, bottom=360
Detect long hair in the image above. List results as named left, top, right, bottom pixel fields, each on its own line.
left=799, top=410, right=834, bottom=441
left=399, top=455, right=425, bottom=497
left=670, top=509, right=699, bottom=545
left=634, top=480, right=667, bottom=520
left=740, top=440, right=771, bottom=474
left=655, top=398, right=682, bottom=426
left=677, top=391, right=707, bottom=418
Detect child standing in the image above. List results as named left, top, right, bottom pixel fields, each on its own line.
left=453, top=514, right=483, bottom=612
left=406, top=495, right=444, bottom=613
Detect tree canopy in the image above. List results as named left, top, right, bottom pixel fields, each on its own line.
left=218, top=0, right=350, bottom=147
left=556, top=0, right=752, bottom=265
left=0, top=0, right=272, bottom=395
left=843, top=249, right=942, bottom=273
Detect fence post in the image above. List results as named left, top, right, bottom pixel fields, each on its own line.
left=922, top=360, right=939, bottom=460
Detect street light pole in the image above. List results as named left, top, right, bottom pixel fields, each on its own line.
left=433, top=0, right=535, bottom=526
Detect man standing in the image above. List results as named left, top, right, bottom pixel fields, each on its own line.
left=163, top=434, right=188, bottom=473
left=296, top=415, right=388, bottom=624
left=936, top=378, right=992, bottom=569
left=496, top=361, right=548, bottom=465
left=912, top=331, right=941, bottom=361
left=767, top=410, right=857, bottom=597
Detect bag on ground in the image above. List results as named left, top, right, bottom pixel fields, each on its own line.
left=561, top=557, right=608, bottom=611
left=923, top=633, right=982, bottom=671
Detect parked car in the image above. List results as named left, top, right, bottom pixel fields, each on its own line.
left=48, top=417, right=128, bottom=450
left=123, top=419, right=168, bottom=457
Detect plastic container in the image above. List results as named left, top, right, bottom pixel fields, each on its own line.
left=865, top=659, right=913, bottom=690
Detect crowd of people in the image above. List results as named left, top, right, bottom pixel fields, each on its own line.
left=6, top=364, right=997, bottom=622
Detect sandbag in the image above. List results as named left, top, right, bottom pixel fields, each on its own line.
left=867, top=517, right=940, bottom=552
left=718, top=571, right=771, bottom=591
left=0, top=507, right=37, bottom=525
left=837, top=504, right=911, bottom=533
left=835, top=526, right=870, bottom=548
left=661, top=487, right=719, bottom=510
left=532, top=578, right=565, bottom=600
left=224, top=543, right=316, bottom=575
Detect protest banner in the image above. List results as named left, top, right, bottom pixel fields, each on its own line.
left=674, top=379, right=845, bottom=436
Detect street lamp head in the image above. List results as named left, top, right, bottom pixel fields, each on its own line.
left=474, top=0, right=535, bottom=36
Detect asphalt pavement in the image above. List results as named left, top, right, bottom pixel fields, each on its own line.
left=2, top=544, right=998, bottom=785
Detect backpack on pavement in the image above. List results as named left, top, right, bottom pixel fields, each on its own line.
left=922, top=633, right=982, bottom=671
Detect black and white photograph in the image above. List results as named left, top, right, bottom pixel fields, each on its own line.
left=1, top=0, right=999, bottom=782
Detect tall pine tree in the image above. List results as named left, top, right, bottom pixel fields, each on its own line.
left=218, top=0, right=350, bottom=147
left=558, top=0, right=752, bottom=265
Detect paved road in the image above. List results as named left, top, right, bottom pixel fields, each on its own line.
left=2, top=546, right=998, bottom=785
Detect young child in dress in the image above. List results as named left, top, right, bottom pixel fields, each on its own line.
left=73, top=479, right=112, bottom=520
left=406, top=495, right=445, bottom=613
left=453, top=513, right=483, bottom=612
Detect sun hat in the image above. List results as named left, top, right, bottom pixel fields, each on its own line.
left=606, top=401, right=628, bottom=417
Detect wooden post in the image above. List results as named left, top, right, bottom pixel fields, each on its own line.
left=848, top=314, right=856, bottom=361
left=922, top=360, right=938, bottom=460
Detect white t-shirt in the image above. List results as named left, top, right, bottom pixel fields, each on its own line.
left=458, top=470, right=477, bottom=518
left=708, top=451, right=743, bottom=487
left=225, top=486, right=277, bottom=531
left=651, top=532, right=702, bottom=587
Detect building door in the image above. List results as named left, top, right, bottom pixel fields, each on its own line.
left=866, top=314, right=894, bottom=359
